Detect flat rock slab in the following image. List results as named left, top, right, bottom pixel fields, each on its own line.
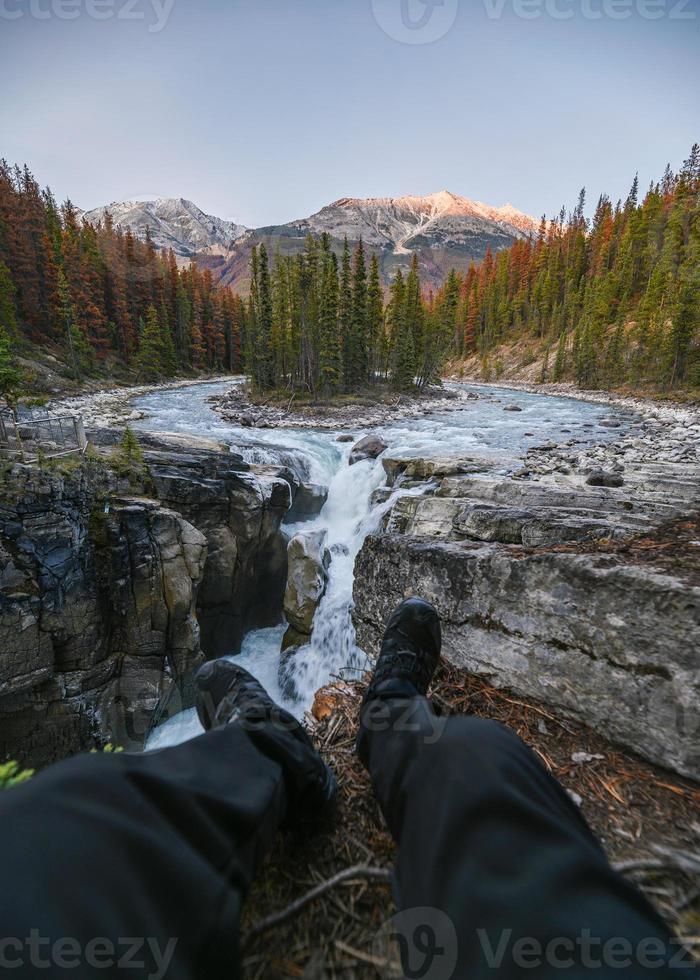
left=354, top=533, right=700, bottom=780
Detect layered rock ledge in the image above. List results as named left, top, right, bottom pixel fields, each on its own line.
left=353, top=396, right=700, bottom=780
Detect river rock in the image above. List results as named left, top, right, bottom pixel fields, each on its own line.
left=287, top=482, right=328, bottom=522
left=452, top=503, right=633, bottom=547
left=382, top=452, right=495, bottom=488
left=336, top=434, right=354, bottom=443
left=349, top=435, right=388, bottom=466
left=504, top=405, right=523, bottom=412
left=586, top=470, right=625, bottom=488
left=283, top=530, right=331, bottom=635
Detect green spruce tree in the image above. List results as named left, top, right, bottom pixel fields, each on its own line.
left=0, top=324, right=22, bottom=407
left=367, top=253, right=384, bottom=382
left=134, top=306, right=165, bottom=380
left=318, top=251, right=342, bottom=393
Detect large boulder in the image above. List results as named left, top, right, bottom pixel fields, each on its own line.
left=382, top=452, right=496, bottom=487
left=283, top=530, right=330, bottom=635
left=354, top=444, right=700, bottom=779
left=349, top=435, right=388, bottom=466
left=287, top=482, right=328, bottom=522
left=586, top=470, right=625, bottom=488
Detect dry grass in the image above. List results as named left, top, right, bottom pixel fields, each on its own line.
left=241, top=665, right=700, bottom=978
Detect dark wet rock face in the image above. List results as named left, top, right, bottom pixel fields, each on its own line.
left=145, top=444, right=291, bottom=658
left=0, top=465, right=207, bottom=766
left=286, top=483, right=328, bottom=522
left=349, top=435, right=388, bottom=466
left=0, top=434, right=296, bottom=767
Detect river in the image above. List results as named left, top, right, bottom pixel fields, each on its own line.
left=136, top=380, right=620, bottom=748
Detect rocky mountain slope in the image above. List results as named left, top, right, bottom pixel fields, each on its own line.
left=83, top=191, right=539, bottom=290
left=213, top=190, right=539, bottom=292
left=81, top=197, right=247, bottom=257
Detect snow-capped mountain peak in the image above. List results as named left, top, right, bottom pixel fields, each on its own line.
left=291, top=190, right=539, bottom=256
left=81, top=197, right=247, bottom=257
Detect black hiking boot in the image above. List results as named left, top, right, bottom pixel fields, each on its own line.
left=195, top=659, right=276, bottom=731
left=195, top=660, right=337, bottom=828
left=363, top=597, right=442, bottom=704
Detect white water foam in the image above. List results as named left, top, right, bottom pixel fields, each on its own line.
left=138, top=381, right=624, bottom=749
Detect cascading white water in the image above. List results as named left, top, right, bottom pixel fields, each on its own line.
left=138, top=380, right=624, bottom=749
left=277, top=456, right=431, bottom=709
left=146, top=443, right=425, bottom=748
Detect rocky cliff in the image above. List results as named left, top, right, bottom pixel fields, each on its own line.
left=0, top=433, right=300, bottom=767
left=353, top=423, right=700, bottom=780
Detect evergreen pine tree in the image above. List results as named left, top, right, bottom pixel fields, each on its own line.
left=605, top=322, right=626, bottom=384
left=665, top=276, right=699, bottom=386
left=367, top=253, right=383, bottom=382
left=389, top=270, right=417, bottom=391
left=403, top=255, right=424, bottom=382
left=346, top=240, right=368, bottom=388
left=57, top=267, right=92, bottom=379
left=552, top=331, right=568, bottom=381
left=318, top=251, right=342, bottom=393
left=0, top=261, right=18, bottom=336
left=339, top=239, right=353, bottom=389
left=0, top=323, right=22, bottom=406
left=133, top=306, right=165, bottom=380
left=160, top=317, right=178, bottom=377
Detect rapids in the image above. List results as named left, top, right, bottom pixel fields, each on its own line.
left=139, top=380, right=621, bottom=748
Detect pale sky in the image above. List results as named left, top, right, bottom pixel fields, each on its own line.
left=1, top=0, right=698, bottom=227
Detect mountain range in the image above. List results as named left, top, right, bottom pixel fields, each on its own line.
left=81, top=197, right=247, bottom=257
left=82, top=191, right=540, bottom=291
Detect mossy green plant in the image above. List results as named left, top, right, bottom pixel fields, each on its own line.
left=0, top=760, right=34, bottom=788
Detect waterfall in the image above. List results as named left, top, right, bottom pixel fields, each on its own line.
left=278, top=454, right=429, bottom=708
left=139, top=379, right=618, bottom=750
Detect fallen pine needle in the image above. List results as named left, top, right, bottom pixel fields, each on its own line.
left=243, top=865, right=392, bottom=945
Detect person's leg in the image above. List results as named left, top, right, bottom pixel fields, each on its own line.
left=0, top=662, right=335, bottom=980
left=357, top=599, right=697, bottom=978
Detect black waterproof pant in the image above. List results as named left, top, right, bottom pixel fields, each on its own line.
left=0, top=689, right=695, bottom=979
